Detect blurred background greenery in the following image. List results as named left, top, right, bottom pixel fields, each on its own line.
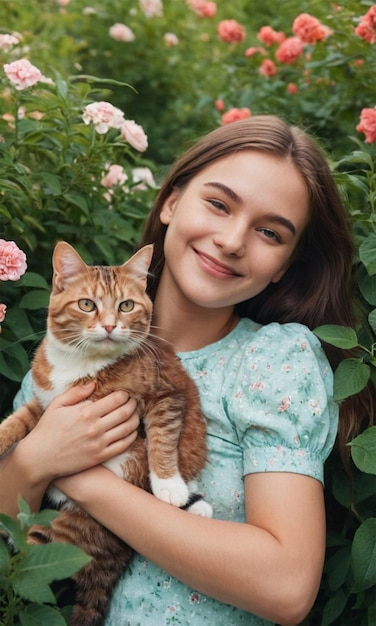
left=0, top=1, right=375, bottom=624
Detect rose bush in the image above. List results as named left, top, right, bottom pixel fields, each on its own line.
left=0, top=1, right=375, bottom=624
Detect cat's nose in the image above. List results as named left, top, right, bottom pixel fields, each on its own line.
left=104, top=325, right=116, bottom=334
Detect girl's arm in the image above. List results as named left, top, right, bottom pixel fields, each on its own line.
left=55, top=466, right=325, bottom=626
left=0, top=383, right=139, bottom=518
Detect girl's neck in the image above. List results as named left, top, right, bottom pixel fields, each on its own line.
left=152, top=292, right=239, bottom=352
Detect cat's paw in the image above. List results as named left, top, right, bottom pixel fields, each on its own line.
left=187, top=499, right=213, bottom=518
left=150, top=472, right=189, bottom=507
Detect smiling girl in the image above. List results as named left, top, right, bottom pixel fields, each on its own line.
left=1, top=115, right=372, bottom=626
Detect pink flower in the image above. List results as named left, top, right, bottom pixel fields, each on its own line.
left=4, top=58, right=42, bottom=90
left=139, top=0, right=163, bottom=17
left=82, top=101, right=125, bottom=134
left=120, top=120, right=148, bottom=152
left=0, top=303, right=7, bottom=323
left=355, top=6, right=376, bottom=44
left=0, top=34, right=20, bottom=50
left=257, top=25, right=285, bottom=46
left=259, top=59, right=277, bottom=77
left=356, top=107, right=376, bottom=143
left=217, top=19, right=246, bottom=43
left=101, top=164, right=128, bottom=188
left=0, top=240, right=27, bottom=281
left=275, top=37, right=304, bottom=64
left=109, top=23, right=135, bottom=42
left=292, top=13, right=333, bottom=44
left=221, top=107, right=251, bottom=125
left=245, top=46, right=267, bottom=57
left=215, top=98, right=225, bottom=111
left=187, top=0, right=217, bottom=17
left=164, top=32, right=179, bottom=46
left=287, top=82, right=298, bottom=94
left=131, top=167, right=157, bottom=190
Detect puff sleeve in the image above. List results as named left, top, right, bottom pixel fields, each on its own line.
left=224, top=322, right=338, bottom=484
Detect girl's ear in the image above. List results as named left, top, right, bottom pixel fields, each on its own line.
left=160, top=190, right=179, bottom=225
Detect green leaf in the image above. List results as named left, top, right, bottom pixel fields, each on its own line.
left=360, top=272, right=376, bottom=306
left=348, top=427, right=376, bottom=475
left=13, top=543, right=91, bottom=602
left=0, top=536, right=11, bottom=573
left=0, top=513, right=27, bottom=549
left=40, top=172, right=62, bottom=196
left=369, top=308, right=376, bottom=334
left=359, top=233, right=376, bottom=276
left=351, top=518, right=376, bottom=592
left=322, top=588, right=348, bottom=625
left=333, top=359, right=370, bottom=401
left=20, top=290, right=50, bottom=310
left=18, top=273, right=50, bottom=290
left=313, top=325, right=359, bottom=349
left=20, top=603, right=68, bottom=626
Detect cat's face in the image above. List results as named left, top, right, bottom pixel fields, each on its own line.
left=48, top=242, right=154, bottom=358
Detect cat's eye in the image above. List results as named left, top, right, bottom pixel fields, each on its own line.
left=119, top=300, right=134, bottom=312
left=78, top=298, right=96, bottom=312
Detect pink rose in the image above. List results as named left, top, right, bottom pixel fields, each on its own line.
left=120, top=120, right=148, bottom=152
left=287, top=82, right=298, bottom=94
left=0, top=34, right=19, bottom=51
left=132, top=167, right=157, bottom=190
left=217, top=19, right=246, bottom=43
left=275, top=37, right=304, bottom=64
left=257, top=25, right=285, bottom=46
left=292, top=13, right=332, bottom=44
left=221, top=107, right=251, bottom=125
left=215, top=98, right=225, bottom=111
left=164, top=32, right=179, bottom=46
left=4, top=58, right=42, bottom=90
left=245, top=46, right=267, bottom=57
left=259, top=59, right=277, bottom=77
left=101, top=164, right=128, bottom=188
left=187, top=0, right=217, bottom=18
left=355, top=6, right=376, bottom=44
left=82, top=101, right=125, bottom=134
left=109, top=23, right=135, bottom=42
left=0, top=240, right=27, bottom=281
left=139, top=0, right=163, bottom=17
left=0, top=303, right=6, bottom=324
left=356, top=107, right=376, bottom=143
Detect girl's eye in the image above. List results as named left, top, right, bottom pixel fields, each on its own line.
left=258, top=228, right=281, bottom=243
left=78, top=298, right=96, bottom=312
left=208, top=199, right=228, bottom=212
left=119, top=300, right=134, bottom=312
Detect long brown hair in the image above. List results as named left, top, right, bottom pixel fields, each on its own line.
left=139, top=115, right=373, bottom=462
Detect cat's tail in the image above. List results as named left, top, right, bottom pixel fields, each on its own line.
left=28, top=506, right=133, bottom=626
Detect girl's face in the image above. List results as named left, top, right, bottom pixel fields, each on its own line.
left=159, top=150, right=309, bottom=312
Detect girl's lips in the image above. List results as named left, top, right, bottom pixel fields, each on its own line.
left=194, top=249, right=240, bottom=278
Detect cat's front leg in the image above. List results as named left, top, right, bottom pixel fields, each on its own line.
left=0, top=399, right=42, bottom=456
left=150, top=472, right=190, bottom=507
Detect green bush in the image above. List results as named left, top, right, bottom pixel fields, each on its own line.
left=0, top=1, right=375, bottom=623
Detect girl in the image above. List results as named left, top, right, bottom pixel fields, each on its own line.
left=1, top=115, right=371, bottom=625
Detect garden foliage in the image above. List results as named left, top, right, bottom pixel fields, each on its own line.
left=0, top=0, right=375, bottom=624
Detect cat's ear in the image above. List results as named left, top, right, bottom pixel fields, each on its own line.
left=123, top=244, right=154, bottom=288
left=52, top=241, right=87, bottom=291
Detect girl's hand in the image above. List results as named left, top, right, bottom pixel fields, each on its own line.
left=17, top=382, right=140, bottom=483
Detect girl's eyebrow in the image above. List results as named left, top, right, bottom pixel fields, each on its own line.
left=203, top=181, right=297, bottom=236
left=204, top=181, right=242, bottom=204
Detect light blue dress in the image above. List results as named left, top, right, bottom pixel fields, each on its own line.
left=15, top=318, right=338, bottom=625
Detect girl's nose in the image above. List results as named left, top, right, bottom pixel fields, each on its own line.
left=213, top=226, right=246, bottom=257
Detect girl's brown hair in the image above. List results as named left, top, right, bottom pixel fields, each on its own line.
left=139, top=115, right=373, bottom=462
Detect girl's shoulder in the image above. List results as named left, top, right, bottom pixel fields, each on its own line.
left=232, top=317, right=326, bottom=362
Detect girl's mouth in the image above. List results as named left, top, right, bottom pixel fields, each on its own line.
left=194, top=250, right=241, bottom=278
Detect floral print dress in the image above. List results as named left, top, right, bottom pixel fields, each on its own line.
left=14, top=318, right=338, bottom=625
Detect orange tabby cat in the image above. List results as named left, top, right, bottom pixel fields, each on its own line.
left=0, top=241, right=210, bottom=626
